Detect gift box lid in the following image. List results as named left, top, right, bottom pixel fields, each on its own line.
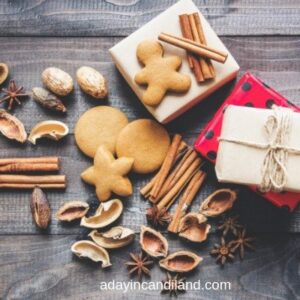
left=194, top=72, right=300, bottom=211
left=109, top=0, right=239, bottom=123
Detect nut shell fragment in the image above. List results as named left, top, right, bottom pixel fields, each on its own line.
left=140, top=225, right=168, bottom=258
left=0, top=63, right=9, bottom=85
left=71, top=240, right=111, bottom=268
left=76, top=66, right=108, bottom=99
left=0, top=110, right=27, bottom=143
left=28, top=120, right=69, bottom=144
left=159, top=250, right=202, bottom=273
left=89, top=226, right=135, bottom=249
left=30, top=187, right=51, bottom=229
left=199, top=189, right=237, bottom=217
left=80, top=199, right=123, bottom=229
left=42, top=67, right=73, bottom=96
left=178, top=213, right=211, bottom=243
left=56, top=201, right=89, bottom=222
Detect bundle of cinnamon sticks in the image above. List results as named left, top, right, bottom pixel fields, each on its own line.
left=0, top=156, right=66, bottom=189
left=180, top=13, right=215, bottom=82
left=140, top=134, right=206, bottom=232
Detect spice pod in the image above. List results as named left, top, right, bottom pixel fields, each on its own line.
left=80, top=199, right=123, bottom=229
left=89, top=226, right=135, bottom=249
left=56, top=201, right=89, bottom=222
left=199, top=189, right=237, bottom=217
left=140, top=225, right=168, bottom=258
left=159, top=250, right=202, bottom=273
left=71, top=240, right=111, bottom=268
left=32, top=87, right=67, bottom=113
left=178, top=212, right=211, bottom=243
left=0, top=110, right=27, bottom=143
left=28, top=120, right=69, bottom=145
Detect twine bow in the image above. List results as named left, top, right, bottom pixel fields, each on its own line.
left=219, top=106, right=300, bottom=193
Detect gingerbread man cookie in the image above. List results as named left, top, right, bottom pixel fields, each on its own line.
left=81, top=145, right=134, bottom=202
left=134, top=40, right=191, bottom=107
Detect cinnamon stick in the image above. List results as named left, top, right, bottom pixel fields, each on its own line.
left=193, top=13, right=215, bottom=79
left=156, top=150, right=199, bottom=201
left=0, top=183, right=65, bottom=189
left=0, top=163, right=59, bottom=173
left=150, top=134, right=182, bottom=201
left=179, top=14, right=204, bottom=82
left=168, top=171, right=206, bottom=233
left=158, top=32, right=228, bottom=63
left=0, top=174, right=66, bottom=184
left=0, top=157, right=59, bottom=165
left=156, top=157, right=202, bottom=210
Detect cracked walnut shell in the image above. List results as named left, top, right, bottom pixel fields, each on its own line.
left=56, top=201, right=89, bottom=222
left=140, top=225, right=168, bottom=258
left=178, top=213, right=211, bottom=243
left=0, top=110, right=27, bottom=143
left=80, top=199, right=123, bottom=229
left=28, top=120, right=69, bottom=145
left=159, top=250, right=203, bottom=273
left=71, top=240, right=111, bottom=268
left=89, top=226, right=135, bottom=249
left=0, top=63, right=9, bottom=85
left=199, top=189, right=237, bottom=217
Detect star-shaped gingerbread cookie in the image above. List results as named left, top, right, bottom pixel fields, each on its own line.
left=81, top=145, right=134, bottom=202
left=134, top=40, right=191, bottom=107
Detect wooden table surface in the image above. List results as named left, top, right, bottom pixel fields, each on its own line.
left=0, top=1, right=299, bottom=299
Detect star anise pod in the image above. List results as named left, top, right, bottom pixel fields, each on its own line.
left=161, top=272, right=186, bottom=297
left=218, top=214, right=243, bottom=236
left=210, top=237, right=235, bottom=266
left=0, top=80, right=28, bottom=110
left=146, top=204, right=172, bottom=227
left=230, top=229, right=255, bottom=259
left=125, top=252, right=153, bottom=281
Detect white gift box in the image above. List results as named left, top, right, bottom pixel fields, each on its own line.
left=109, top=0, right=239, bottom=123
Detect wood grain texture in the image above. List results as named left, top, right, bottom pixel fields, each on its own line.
left=0, top=0, right=300, bottom=37
left=0, top=36, right=299, bottom=235
left=0, top=234, right=299, bottom=299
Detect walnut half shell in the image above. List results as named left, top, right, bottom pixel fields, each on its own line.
left=140, top=225, right=168, bottom=258
left=56, top=201, right=89, bottom=222
left=0, top=110, right=27, bottom=143
left=28, top=120, right=69, bottom=145
left=199, top=189, right=237, bottom=217
left=80, top=199, right=123, bottom=229
left=89, top=226, right=135, bottom=249
left=0, top=63, right=9, bottom=85
left=159, top=250, right=203, bottom=273
left=178, top=213, right=211, bottom=243
left=71, top=240, right=111, bottom=268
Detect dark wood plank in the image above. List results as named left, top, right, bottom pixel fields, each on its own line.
left=0, top=36, right=299, bottom=235
left=0, top=0, right=300, bottom=37
left=0, top=233, right=299, bottom=299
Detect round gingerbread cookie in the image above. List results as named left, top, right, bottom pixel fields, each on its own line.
left=75, top=106, right=128, bottom=157
left=116, top=119, right=170, bottom=174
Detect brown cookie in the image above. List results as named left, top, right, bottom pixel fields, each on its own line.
left=81, top=145, right=134, bottom=202
left=75, top=106, right=128, bottom=157
left=116, top=119, right=170, bottom=174
left=134, top=40, right=191, bottom=107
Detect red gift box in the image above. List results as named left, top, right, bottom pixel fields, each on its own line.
left=194, top=72, right=300, bottom=211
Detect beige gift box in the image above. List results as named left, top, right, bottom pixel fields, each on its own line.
left=215, top=105, right=300, bottom=192
left=109, top=0, right=239, bottom=123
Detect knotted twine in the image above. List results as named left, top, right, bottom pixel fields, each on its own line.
left=219, top=106, right=300, bottom=193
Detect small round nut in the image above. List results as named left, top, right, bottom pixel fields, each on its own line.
left=42, top=67, right=73, bottom=96
left=0, top=63, right=9, bottom=85
left=76, top=66, right=108, bottom=99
